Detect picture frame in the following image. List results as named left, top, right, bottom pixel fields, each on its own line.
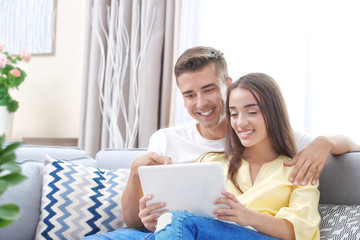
left=0, top=0, right=56, bottom=55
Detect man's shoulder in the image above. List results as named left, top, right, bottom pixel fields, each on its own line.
left=155, top=121, right=196, bottom=135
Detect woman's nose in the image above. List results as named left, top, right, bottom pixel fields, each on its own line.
left=237, top=114, right=248, bottom=128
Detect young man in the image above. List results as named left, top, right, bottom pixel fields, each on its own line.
left=84, top=47, right=359, bottom=239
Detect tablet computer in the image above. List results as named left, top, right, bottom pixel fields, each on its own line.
left=138, top=162, right=227, bottom=218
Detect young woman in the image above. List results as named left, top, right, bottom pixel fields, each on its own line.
left=154, top=73, right=320, bottom=240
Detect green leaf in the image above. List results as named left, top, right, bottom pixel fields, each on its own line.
left=0, top=180, right=7, bottom=195
left=0, top=204, right=20, bottom=221
left=2, top=142, right=21, bottom=155
left=0, top=162, right=21, bottom=173
left=0, top=219, right=14, bottom=228
left=6, top=100, right=18, bottom=113
left=0, top=135, right=4, bottom=146
left=0, top=173, right=27, bottom=186
left=0, top=152, right=15, bottom=164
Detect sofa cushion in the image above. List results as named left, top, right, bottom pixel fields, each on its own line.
left=95, top=148, right=147, bottom=169
left=319, top=204, right=360, bottom=239
left=15, top=145, right=97, bottom=167
left=319, top=150, right=360, bottom=205
left=35, top=155, right=130, bottom=240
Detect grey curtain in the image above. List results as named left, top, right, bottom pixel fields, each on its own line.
left=79, top=0, right=178, bottom=157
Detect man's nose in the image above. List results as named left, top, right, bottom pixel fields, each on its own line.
left=196, top=94, right=208, bottom=109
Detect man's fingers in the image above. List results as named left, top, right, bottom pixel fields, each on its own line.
left=292, top=161, right=311, bottom=186
left=284, top=156, right=298, bottom=166
left=287, top=157, right=305, bottom=183
left=146, top=152, right=172, bottom=165
left=300, top=165, right=318, bottom=186
left=310, top=165, right=324, bottom=185
left=132, top=152, right=172, bottom=173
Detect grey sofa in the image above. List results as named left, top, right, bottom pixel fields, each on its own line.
left=0, top=145, right=359, bottom=239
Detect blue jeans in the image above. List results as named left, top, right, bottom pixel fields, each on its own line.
left=81, top=227, right=154, bottom=240
left=82, top=211, right=278, bottom=240
left=154, top=210, right=279, bottom=240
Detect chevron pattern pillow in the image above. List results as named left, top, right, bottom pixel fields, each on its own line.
left=35, top=155, right=130, bottom=240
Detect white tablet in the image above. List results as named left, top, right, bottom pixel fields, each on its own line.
left=138, top=162, right=227, bottom=218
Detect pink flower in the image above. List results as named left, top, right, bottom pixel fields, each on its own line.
left=20, top=50, right=31, bottom=63
left=9, top=68, right=21, bottom=77
left=0, top=53, right=7, bottom=68
left=0, top=44, right=4, bottom=51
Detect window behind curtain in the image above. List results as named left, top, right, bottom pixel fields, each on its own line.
left=175, top=0, right=360, bottom=144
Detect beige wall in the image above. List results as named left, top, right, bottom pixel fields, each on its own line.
left=11, top=0, right=86, bottom=138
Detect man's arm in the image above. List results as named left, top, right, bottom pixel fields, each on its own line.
left=121, top=152, right=171, bottom=228
left=285, top=135, right=359, bottom=186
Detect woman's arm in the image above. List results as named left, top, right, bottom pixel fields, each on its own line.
left=214, top=191, right=295, bottom=240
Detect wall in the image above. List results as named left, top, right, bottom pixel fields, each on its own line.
left=11, top=0, right=86, bottom=139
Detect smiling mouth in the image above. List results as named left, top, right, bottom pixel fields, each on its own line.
left=198, top=108, right=215, bottom=117
left=239, top=130, right=255, bottom=137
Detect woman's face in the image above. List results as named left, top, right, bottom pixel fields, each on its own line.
left=228, top=88, right=268, bottom=148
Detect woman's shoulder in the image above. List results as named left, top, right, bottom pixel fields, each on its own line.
left=197, top=152, right=226, bottom=163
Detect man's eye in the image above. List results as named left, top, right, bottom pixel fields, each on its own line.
left=205, top=88, right=215, bottom=93
left=185, top=94, right=194, bottom=98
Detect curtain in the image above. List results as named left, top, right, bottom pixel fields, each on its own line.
left=79, top=0, right=178, bottom=157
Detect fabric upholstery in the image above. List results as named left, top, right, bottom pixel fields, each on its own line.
left=95, top=148, right=147, bottom=169
left=35, top=155, right=130, bottom=240
left=319, top=150, right=360, bottom=205
left=319, top=204, right=360, bottom=239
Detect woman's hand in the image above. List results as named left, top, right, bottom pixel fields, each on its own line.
left=138, top=195, right=168, bottom=232
left=213, top=191, right=254, bottom=226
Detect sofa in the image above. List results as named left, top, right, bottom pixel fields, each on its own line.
left=0, top=145, right=359, bottom=239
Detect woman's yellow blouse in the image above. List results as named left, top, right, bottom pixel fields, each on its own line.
left=201, top=153, right=320, bottom=240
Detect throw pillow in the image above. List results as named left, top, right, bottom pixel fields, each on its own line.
left=319, top=204, right=360, bottom=239
left=35, top=155, right=130, bottom=240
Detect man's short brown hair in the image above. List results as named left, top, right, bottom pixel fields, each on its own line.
left=174, top=46, right=229, bottom=84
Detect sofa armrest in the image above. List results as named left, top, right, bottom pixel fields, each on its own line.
left=95, top=148, right=147, bottom=170
left=319, top=150, right=360, bottom=205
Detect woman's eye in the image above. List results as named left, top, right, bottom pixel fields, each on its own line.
left=230, top=113, right=238, bottom=118
left=248, top=111, right=257, bottom=115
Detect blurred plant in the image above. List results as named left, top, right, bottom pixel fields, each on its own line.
left=0, top=44, right=31, bottom=113
left=0, top=134, right=26, bottom=228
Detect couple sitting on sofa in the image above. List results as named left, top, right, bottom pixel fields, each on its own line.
left=84, top=47, right=359, bottom=239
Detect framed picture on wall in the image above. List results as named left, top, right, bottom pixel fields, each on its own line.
left=0, top=0, right=56, bottom=55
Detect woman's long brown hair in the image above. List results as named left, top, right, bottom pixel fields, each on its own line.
left=225, top=73, right=297, bottom=193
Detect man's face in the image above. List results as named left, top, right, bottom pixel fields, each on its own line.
left=177, top=63, right=229, bottom=133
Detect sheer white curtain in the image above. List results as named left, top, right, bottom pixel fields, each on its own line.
left=80, top=0, right=178, bottom=157
left=175, top=0, right=360, bottom=144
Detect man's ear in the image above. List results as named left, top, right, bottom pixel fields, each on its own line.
left=226, top=77, right=233, bottom=88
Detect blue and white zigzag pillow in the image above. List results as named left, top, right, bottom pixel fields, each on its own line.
left=35, top=155, right=130, bottom=240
